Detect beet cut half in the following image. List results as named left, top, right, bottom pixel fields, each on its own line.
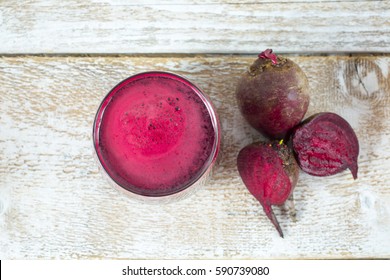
left=292, top=112, right=359, bottom=179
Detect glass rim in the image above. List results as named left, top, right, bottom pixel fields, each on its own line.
left=92, top=70, right=221, bottom=199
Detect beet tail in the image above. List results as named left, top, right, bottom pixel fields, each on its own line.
left=349, top=161, right=358, bottom=180
left=263, top=203, right=284, bottom=238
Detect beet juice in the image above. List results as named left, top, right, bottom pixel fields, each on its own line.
left=93, top=72, right=220, bottom=199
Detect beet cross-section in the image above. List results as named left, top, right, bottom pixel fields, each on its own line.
left=292, top=112, right=359, bottom=179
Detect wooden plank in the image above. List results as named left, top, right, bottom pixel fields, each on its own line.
left=1, top=1, right=389, bottom=54
left=1, top=0, right=367, bottom=4
left=0, top=54, right=390, bottom=259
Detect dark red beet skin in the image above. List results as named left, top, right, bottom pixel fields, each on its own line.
left=237, top=141, right=299, bottom=238
left=235, top=49, right=310, bottom=139
left=292, top=112, right=359, bottom=179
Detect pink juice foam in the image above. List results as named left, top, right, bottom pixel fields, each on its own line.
left=94, top=72, right=218, bottom=196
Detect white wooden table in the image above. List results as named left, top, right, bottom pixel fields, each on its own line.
left=0, top=0, right=389, bottom=259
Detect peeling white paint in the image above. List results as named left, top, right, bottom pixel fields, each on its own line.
left=0, top=55, right=389, bottom=259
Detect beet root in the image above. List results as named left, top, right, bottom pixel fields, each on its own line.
left=237, top=141, right=299, bottom=237
left=235, top=49, right=310, bottom=139
left=292, top=112, right=359, bottom=179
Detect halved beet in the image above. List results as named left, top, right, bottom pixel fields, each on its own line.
left=235, top=49, right=310, bottom=139
left=237, top=141, right=299, bottom=237
left=292, top=112, right=359, bottom=179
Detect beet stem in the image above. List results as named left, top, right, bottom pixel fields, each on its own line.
left=258, top=49, right=278, bottom=65
left=263, top=203, right=284, bottom=238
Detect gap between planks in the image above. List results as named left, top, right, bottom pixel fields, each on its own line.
left=1, top=53, right=390, bottom=58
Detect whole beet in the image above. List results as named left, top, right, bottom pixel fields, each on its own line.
left=292, top=112, right=359, bottom=179
left=237, top=141, right=299, bottom=238
left=235, top=49, right=310, bottom=139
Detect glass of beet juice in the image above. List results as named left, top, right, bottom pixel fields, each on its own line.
left=93, top=71, right=220, bottom=202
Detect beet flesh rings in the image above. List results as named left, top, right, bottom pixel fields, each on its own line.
left=292, top=112, right=359, bottom=179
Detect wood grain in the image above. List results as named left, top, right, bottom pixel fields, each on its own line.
left=1, top=1, right=389, bottom=54
left=0, top=54, right=389, bottom=259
